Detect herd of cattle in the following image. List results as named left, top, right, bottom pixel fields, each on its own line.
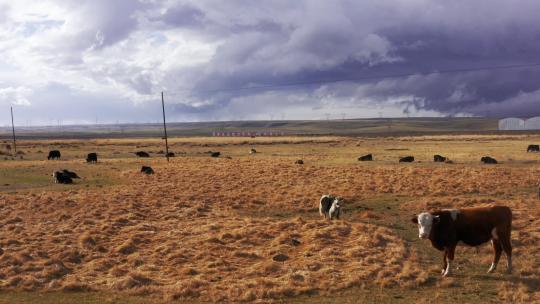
left=46, top=143, right=540, bottom=184
left=319, top=143, right=540, bottom=277
left=43, top=143, right=540, bottom=277
left=356, top=144, right=540, bottom=164
left=48, top=149, right=161, bottom=183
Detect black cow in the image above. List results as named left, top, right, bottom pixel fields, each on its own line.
left=481, top=156, right=498, bottom=164
left=434, top=155, right=447, bottom=162
left=141, top=166, right=154, bottom=174
left=135, top=151, right=150, bottom=158
left=211, top=152, right=220, bottom=157
left=62, top=169, right=80, bottom=179
left=53, top=171, right=73, bottom=184
left=527, top=145, right=540, bottom=152
left=295, top=159, right=304, bottom=164
left=48, top=150, right=61, bottom=160
left=399, top=156, right=414, bottom=163
left=166, top=152, right=175, bottom=158
left=358, top=154, right=373, bottom=161
left=86, top=153, right=98, bottom=163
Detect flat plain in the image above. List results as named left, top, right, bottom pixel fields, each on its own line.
left=0, top=134, right=539, bottom=303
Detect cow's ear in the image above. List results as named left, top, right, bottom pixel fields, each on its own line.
left=433, top=215, right=440, bottom=224
left=411, top=216, right=418, bottom=224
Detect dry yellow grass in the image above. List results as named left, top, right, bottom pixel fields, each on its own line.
left=0, top=134, right=539, bottom=303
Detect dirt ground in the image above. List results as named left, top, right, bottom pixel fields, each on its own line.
left=0, top=135, right=539, bottom=303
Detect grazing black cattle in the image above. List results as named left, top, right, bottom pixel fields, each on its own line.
left=62, top=169, right=80, bottom=179
left=434, top=155, right=447, bottom=162
left=53, top=171, right=73, bottom=184
left=47, top=150, right=61, bottom=160
left=399, top=156, right=414, bottom=163
left=358, top=154, right=373, bottom=161
left=135, top=151, right=150, bottom=158
left=211, top=152, right=220, bottom=157
left=481, top=156, right=498, bottom=164
left=295, top=159, right=304, bottom=164
left=412, top=206, right=512, bottom=276
left=86, top=153, right=98, bottom=163
left=166, top=152, right=175, bottom=157
left=141, top=166, right=154, bottom=174
left=527, top=144, right=540, bottom=152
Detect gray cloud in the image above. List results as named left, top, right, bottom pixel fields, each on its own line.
left=2, top=0, right=540, bottom=125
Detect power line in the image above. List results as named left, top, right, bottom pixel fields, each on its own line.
left=164, top=62, right=540, bottom=96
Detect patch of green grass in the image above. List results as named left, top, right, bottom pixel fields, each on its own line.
left=0, top=291, right=213, bottom=304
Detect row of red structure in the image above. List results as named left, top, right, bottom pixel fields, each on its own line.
left=212, top=131, right=286, bottom=137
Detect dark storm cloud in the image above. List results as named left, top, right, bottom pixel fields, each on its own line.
left=155, top=0, right=540, bottom=118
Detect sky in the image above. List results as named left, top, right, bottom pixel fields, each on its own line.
left=1, top=0, right=540, bottom=126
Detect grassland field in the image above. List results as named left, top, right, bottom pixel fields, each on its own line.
left=0, top=134, right=539, bottom=303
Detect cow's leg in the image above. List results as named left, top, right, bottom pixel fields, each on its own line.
left=488, top=239, right=502, bottom=273
left=500, top=233, right=513, bottom=273
left=441, top=250, right=448, bottom=275
left=442, top=245, right=456, bottom=277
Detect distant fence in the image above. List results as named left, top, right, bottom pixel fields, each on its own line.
left=212, top=131, right=286, bottom=137
left=499, top=117, right=540, bottom=130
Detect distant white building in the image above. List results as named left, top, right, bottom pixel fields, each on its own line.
left=524, top=117, right=540, bottom=130
left=499, top=117, right=524, bottom=130
left=499, top=117, right=540, bottom=130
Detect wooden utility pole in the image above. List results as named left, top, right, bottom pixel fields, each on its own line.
left=161, top=92, right=170, bottom=162
left=10, top=106, right=17, bottom=157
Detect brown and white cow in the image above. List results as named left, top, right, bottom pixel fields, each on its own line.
left=412, top=206, right=512, bottom=276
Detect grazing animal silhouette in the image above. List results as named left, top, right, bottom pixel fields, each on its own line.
left=358, top=154, right=373, bottom=161
left=527, top=144, right=539, bottom=152
left=141, top=166, right=154, bottom=174
left=86, top=153, right=98, bottom=163
left=48, top=150, right=61, bottom=160
left=399, top=156, right=414, bottom=163
left=62, top=169, right=80, bottom=179
left=53, top=171, right=73, bottom=184
left=434, top=155, right=447, bottom=162
left=481, top=156, right=497, bottom=164
left=135, top=151, right=150, bottom=158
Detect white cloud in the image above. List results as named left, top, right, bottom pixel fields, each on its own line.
left=0, top=86, right=33, bottom=106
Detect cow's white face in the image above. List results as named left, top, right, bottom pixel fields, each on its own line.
left=414, top=212, right=439, bottom=239
left=333, top=198, right=343, bottom=209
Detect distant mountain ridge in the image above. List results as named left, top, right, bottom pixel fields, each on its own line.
left=0, top=117, right=505, bottom=139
